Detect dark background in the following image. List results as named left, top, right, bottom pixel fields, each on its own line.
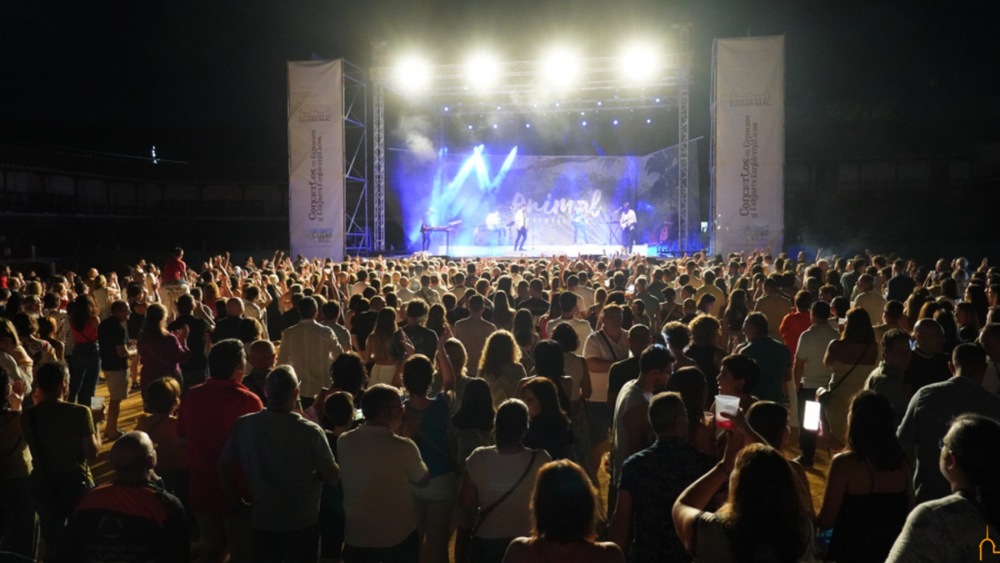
left=2, top=0, right=999, bottom=268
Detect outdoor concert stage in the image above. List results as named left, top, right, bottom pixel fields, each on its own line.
left=427, top=243, right=658, bottom=258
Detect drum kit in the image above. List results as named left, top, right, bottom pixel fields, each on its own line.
left=473, top=205, right=515, bottom=246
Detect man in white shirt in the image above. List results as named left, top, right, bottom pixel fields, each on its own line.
left=852, top=274, right=886, bottom=326
left=350, top=270, right=370, bottom=297
left=792, top=301, right=838, bottom=467
left=338, top=385, right=428, bottom=562
left=619, top=202, right=637, bottom=254
left=548, top=292, right=593, bottom=354
left=513, top=204, right=528, bottom=252
left=584, top=304, right=630, bottom=471
left=277, top=297, right=342, bottom=406
left=572, top=272, right=596, bottom=311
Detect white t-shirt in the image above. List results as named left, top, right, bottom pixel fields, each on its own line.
left=337, top=425, right=428, bottom=548
left=548, top=317, right=593, bottom=354
left=465, top=447, right=551, bottom=539
left=584, top=330, right=630, bottom=403
left=795, top=323, right=840, bottom=389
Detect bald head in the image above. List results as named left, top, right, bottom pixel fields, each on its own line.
left=111, top=431, right=156, bottom=481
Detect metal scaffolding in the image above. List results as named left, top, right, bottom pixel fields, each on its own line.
left=369, top=31, right=693, bottom=253
left=675, top=24, right=691, bottom=252
left=343, top=60, right=369, bottom=254
left=371, top=42, right=388, bottom=253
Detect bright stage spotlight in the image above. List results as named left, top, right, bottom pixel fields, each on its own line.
left=620, top=43, right=661, bottom=83
left=541, top=48, right=581, bottom=87
left=393, top=55, right=432, bottom=93
left=465, top=53, right=501, bottom=89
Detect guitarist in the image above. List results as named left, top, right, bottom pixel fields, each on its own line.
left=619, top=202, right=638, bottom=254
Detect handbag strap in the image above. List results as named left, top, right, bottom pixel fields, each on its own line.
left=597, top=331, right=620, bottom=363
left=829, top=342, right=873, bottom=394
left=472, top=449, right=538, bottom=536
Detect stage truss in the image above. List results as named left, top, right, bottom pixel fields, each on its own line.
left=342, top=60, right=369, bottom=254
left=369, top=26, right=692, bottom=253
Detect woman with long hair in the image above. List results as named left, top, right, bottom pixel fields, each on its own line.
left=137, top=303, right=190, bottom=398
left=493, top=291, right=515, bottom=332
left=426, top=303, right=449, bottom=340
left=723, top=289, right=749, bottom=348
left=586, top=287, right=608, bottom=331
left=955, top=301, right=981, bottom=343
left=540, top=297, right=562, bottom=340
left=13, top=312, right=54, bottom=377
left=365, top=307, right=404, bottom=387
left=480, top=331, right=528, bottom=408
left=521, top=377, right=575, bottom=461
left=664, top=367, right=715, bottom=456
left=503, top=460, right=623, bottom=563
left=686, top=315, right=725, bottom=401
left=888, top=414, right=1000, bottom=562
left=673, top=440, right=815, bottom=562
left=513, top=309, right=539, bottom=374
left=822, top=307, right=879, bottom=446
left=134, top=377, right=190, bottom=515
left=452, top=377, right=495, bottom=471
left=818, top=390, right=911, bottom=563
left=67, top=294, right=102, bottom=405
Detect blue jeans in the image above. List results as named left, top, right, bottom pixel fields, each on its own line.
left=68, top=342, right=101, bottom=406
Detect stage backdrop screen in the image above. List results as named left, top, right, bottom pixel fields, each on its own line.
left=288, top=60, right=344, bottom=261
left=712, top=35, right=784, bottom=254
left=391, top=142, right=699, bottom=252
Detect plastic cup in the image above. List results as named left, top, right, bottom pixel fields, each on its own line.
left=715, top=395, right=740, bottom=429
left=90, top=397, right=106, bottom=410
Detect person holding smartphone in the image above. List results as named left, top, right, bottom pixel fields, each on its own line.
left=792, top=301, right=839, bottom=468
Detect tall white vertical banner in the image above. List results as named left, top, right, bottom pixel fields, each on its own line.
left=288, top=60, right=344, bottom=261
left=713, top=36, right=784, bottom=254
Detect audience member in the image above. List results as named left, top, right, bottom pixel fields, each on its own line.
left=822, top=307, right=879, bottom=445
left=817, top=391, right=911, bottom=563
left=176, top=339, right=262, bottom=563
left=503, top=460, right=624, bottom=563
left=898, top=343, right=1000, bottom=503
left=737, top=312, right=792, bottom=404
left=63, top=431, right=189, bottom=562
left=460, top=399, right=551, bottom=563
left=864, top=328, right=913, bottom=425
left=219, top=365, right=340, bottom=562
left=792, top=300, right=838, bottom=466
left=338, top=384, right=429, bottom=563
left=277, top=296, right=343, bottom=407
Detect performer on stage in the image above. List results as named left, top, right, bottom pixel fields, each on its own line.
left=572, top=201, right=589, bottom=244
left=513, top=203, right=528, bottom=252
left=619, top=201, right=637, bottom=253
left=421, top=209, right=433, bottom=252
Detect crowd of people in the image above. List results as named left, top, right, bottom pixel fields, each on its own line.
left=1, top=246, right=1000, bottom=562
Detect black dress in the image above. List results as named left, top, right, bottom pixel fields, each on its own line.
left=829, top=462, right=910, bottom=563
left=524, top=414, right=575, bottom=461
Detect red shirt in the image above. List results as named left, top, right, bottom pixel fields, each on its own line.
left=176, top=378, right=262, bottom=515
left=779, top=310, right=812, bottom=357
left=162, top=257, right=186, bottom=283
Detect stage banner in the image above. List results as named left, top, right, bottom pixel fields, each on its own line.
left=288, top=60, right=344, bottom=261
left=392, top=142, right=699, bottom=251
left=713, top=36, right=784, bottom=254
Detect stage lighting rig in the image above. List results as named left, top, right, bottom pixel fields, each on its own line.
left=393, top=55, right=432, bottom=93
left=541, top=48, right=581, bottom=87
left=465, top=53, right=501, bottom=89
left=620, top=43, right=661, bottom=83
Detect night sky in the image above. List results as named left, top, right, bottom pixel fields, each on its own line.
left=2, top=0, right=998, bottom=167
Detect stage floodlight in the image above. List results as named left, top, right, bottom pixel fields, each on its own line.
left=582, top=120, right=587, bottom=127
left=541, top=48, right=581, bottom=87
left=465, top=53, right=501, bottom=89
left=525, top=123, right=531, bottom=128
left=620, top=43, right=661, bottom=82
left=394, top=55, right=432, bottom=93
left=613, top=119, right=619, bottom=125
